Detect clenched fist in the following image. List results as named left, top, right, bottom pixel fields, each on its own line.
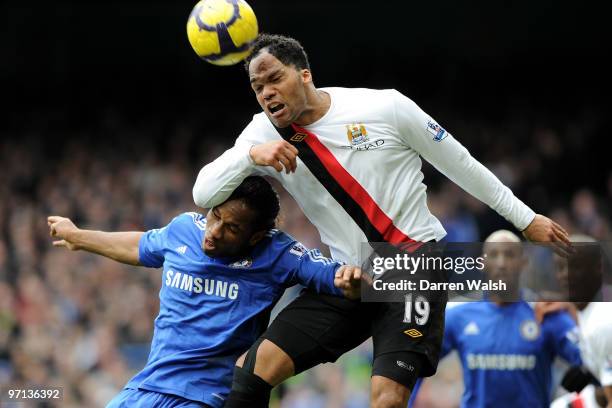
left=47, top=215, right=81, bottom=250
left=249, top=140, right=299, bottom=174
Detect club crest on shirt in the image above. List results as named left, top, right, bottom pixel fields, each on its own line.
left=426, top=120, right=447, bottom=142
left=520, top=320, right=540, bottom=341
left=346, top=124, right=369, bottom=146
left=228, top=257, right=253, bottom=269
left=341, top=123, right=385, bottom=151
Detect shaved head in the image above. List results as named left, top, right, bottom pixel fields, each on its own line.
left=485, top=229, right=521, bottom=244
left=482, top=230, right=525, bottom=300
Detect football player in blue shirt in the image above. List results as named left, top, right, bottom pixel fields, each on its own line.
left=47, top=176, right=361, bottom=408
left=409, top=230, right=582, bottom=408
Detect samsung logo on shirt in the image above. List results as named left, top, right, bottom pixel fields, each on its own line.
left=165, top=270, right=239, bottom=299
left=466, top=353, right=536, bottom=370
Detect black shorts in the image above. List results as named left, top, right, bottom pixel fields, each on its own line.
left=262, top=289, right=447, bottom=388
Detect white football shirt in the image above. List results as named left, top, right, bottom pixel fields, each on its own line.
left=194, top=87, right=535, bottom=264
left=578, top=302, right=612, bottom=386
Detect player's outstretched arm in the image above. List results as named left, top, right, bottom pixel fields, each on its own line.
left=389, top=91, right=573, bottom=255
left=47, top=216, right=143, bottom=265
left=193, top=140, right=297, bottom=209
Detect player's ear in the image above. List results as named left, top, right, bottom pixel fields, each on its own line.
left=301, top=69, right=312, bottom=85
left=248, top=230, right=267, bottom=246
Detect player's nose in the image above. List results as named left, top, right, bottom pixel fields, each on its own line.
left=262, top=85, right=276, bottom=100
left=208, top=222, right=223, bottom=239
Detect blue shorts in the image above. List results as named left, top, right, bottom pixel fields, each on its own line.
left=106, top=388, right=210, bottom=408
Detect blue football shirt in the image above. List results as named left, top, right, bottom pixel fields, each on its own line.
left=410, top=301, right=582, bottom=408
left=124, top=212, right=344, bottom=407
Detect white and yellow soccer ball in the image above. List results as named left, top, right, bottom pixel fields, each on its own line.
left=186, top=0, right=258, bottom=66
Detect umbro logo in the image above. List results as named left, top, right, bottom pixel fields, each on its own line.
left=404, top=328, right=423, bottom=338
left=176, top=245, right=187, bottom=254
left=290, top=133, right=307, bottom=142
left=464, top=321, right=480, bottom=335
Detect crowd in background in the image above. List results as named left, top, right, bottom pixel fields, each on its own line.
left=0, top=106, right=610, bottom=408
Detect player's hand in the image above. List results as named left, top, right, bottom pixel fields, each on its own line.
left=47, top=216, right=81, bottom=250
left=334, top=265, right=362, bottom=300
left=534, top=301, right=578, bottom=324
left=249, top=141, right=299, bottom=174
left=522, top=214, right=573, bottom=257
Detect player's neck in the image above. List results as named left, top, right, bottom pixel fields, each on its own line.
left=294, top=89, right=330, bottom=126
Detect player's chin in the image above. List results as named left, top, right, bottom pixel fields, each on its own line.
left=203, top=247, right=219, bottom=257
left=266, top=111, right=292, bottom=129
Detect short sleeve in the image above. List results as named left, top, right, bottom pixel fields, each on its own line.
left=138, top=226, right=169, bottom=268
left=138, top=214, right=188, bottom=268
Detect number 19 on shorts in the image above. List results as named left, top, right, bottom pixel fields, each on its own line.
left=404, top=293, right=430, bottom=325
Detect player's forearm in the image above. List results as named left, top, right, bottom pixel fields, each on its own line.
left=425, top=138, right=535, bottom=230
left=193, top=143, right=256, bottom=208
left=69, top=230, right=143, bottom=265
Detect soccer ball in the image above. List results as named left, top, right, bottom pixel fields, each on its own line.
left=186, top=0, right=259, bottom=66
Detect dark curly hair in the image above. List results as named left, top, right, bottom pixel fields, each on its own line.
left=244, top=33, right=310, bottom=72
left=225, top=176, right=280, bottom=231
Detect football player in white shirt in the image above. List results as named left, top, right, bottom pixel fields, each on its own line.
left=192, top=34, right=572, bottom=408
left=575, top=300, right=612, bottom=408
left=551, top=235, right=612, bottom=408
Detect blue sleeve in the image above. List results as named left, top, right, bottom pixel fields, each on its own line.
left=544, top=311, right=582, bottom=366
left=441, top=306, right=459, bottom=359
left=138, top=215, right=183, bottom=268
left=280, top=242, right=344, bottom=296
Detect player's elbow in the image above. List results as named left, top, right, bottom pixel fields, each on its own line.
left=192, top=184, right=210, bottom=209
left=193, top=172, right=214, bottom=209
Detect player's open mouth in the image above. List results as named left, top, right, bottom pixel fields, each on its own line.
left=268, top=103, right=286, bottom=117
left=204, top=238, right=215, bottom=250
